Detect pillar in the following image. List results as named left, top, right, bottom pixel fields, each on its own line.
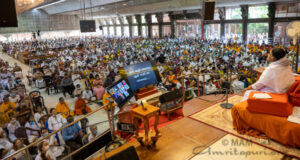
left=135, top=15, right=142, bottom=36
left=268, top=2, right=275, bottom=45
left=241, top=5, right=248, bottom=44
left=126, top=16, right=133, bottom=37
left=169, top=12, right=175, bottom=38
left=218, top=7, right=226, bottom=41
left=156, top=13, right=163, bottom=38
left=145, top=14, right=152, bottom=38
left=118, top=17, right=124, bottom=37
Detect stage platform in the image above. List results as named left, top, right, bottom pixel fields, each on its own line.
left=92, top=93, right=296, bottom=160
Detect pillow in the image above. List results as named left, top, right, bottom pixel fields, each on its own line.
left=247, top=91, right=293, bottom=117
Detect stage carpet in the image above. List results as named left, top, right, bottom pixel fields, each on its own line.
left=189, top=95, right=300, bottom=159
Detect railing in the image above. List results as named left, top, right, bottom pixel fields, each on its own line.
left=3, top=70, right=257, bottom=160
left=3, top=101, right=113, bottom=160
left=177, top=70, right=246, bottom=98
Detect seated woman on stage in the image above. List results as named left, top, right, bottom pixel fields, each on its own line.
left=242, top=48, right=295, bottom=101
left=74, top=94, right=91, bottom=115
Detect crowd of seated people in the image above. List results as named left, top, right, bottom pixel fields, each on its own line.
left=0, top=37, right=298, bottom=159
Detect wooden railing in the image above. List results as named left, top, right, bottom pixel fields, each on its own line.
left=3, top=101, right=112, bottom=160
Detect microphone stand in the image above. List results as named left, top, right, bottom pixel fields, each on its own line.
left=220, top=67, right=234, bottom=109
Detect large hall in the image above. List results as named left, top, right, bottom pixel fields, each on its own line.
left=0, top=0, right=300, bottom=160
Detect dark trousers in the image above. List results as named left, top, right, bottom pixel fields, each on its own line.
left=65, top=136, right=83, bottom=160
left=62, top=85, right=75, bottom=96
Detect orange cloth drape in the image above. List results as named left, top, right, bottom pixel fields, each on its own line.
left=74, top=99, right=92, bottom=115
left=232, top=101, right=300, bottom=147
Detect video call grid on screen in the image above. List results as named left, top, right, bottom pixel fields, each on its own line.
left=108, top=80, right=132, bottom=105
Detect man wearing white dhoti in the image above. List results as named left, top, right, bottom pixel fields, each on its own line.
left=242, top=48, right=295, bottom=101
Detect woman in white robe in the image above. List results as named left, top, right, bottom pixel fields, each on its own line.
left=242, top=48, right=295, bottom=101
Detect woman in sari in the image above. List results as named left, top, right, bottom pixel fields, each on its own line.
left=74, top=94, right=91, bottom=115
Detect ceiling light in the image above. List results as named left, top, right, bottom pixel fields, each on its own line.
left=122, top=3, right=127, bottom=6
left=100, top=7, right=105, bottom=9
left=35, top=0, right=66, bottom=9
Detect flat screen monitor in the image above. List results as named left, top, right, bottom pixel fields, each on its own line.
left=107, top=79, right=134, bottom=107
left=120, top=61, right=161, bottom=91
left=80, top=20, right=96, bottom=32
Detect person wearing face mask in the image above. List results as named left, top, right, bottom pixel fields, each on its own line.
left=0, top=127, right=13, bottom=152
left=25, top=116, right=41, bottom=143
left=0, top=86, right=9, bottom=104
left=7, top=117, right=21, bottom=142
left=9, top=92, right=21, bottom=104
left=47, top=108, right=66, bottom=146
left=35, top=141, right=55, bottom=160
left=88, top=125, right=99, bottom=142
left=62, top=116, right=84, bottom=159
left=40, top=129, right=65, bottom=159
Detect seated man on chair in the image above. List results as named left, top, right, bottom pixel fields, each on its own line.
left=62, top=116, right=84, bottom=159
left=243, top=48, right=295, bottom=101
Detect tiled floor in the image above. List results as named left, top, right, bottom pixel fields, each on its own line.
left=1, top=53, right=112, bottom=134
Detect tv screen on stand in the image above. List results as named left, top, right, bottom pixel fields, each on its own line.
left=120, top=61, right=161, bottom=91
left=107, top=79, right=134, bottom=108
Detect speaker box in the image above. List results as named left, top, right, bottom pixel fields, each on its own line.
left=159, top=89, right=182, bottom=104
left=204, top=1, right=215, bottom=20
left=0, top=0, right=18, bottom=27
left=106, top=146, right=139, bottom=160
left=99, top=25, right=103, bottom=30
left=80, top=20, right=96, bottom=32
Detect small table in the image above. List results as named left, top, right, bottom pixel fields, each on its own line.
left=132, top=105, right=160, bottom=148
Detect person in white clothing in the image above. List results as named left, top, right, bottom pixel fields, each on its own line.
left=40, top=128, right=65, bottom=158
left=82, top=87, right=95, bottom=103
left=88, top=125, right=100, bottom=142
left=25, top=116, right=41, bottom=143
left=47, top=108, right=67, bottom=145
left=0, top=127, right=13, bottom=152
left=6, top=118, right=21, bottom=142
left=243, top=48, right=295, bottom=101
left=35, top=141, right=56, bottom=160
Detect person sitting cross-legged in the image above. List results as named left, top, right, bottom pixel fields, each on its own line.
left=74, top=94, right=91, bottom=115
left=56, top=97, right=73, bottom=118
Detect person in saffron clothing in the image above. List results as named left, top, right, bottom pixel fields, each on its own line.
left=74, top=94, right=91, bottom=115
left=56, top=97, right=73, bottom=118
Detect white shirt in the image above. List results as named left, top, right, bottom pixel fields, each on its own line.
left=0, top=138, right=13, bottom=151
left=25, top=122, right=40, bottom=137
left=88, top=133, right=100, bottom=142
left=9, top=95, right=20, bottom=103
left=48, top=114, right=66, bottom=131
left=7, top=121, right=21, bottom=141
left=82, top=90, right=93, bottom=100
left=34, top=112, right=46, bottom=124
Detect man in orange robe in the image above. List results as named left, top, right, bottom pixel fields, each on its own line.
left=74, top=94, right=92, bottom=115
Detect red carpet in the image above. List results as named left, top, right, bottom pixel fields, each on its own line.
left=116, top=108, right=183, bottom=140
